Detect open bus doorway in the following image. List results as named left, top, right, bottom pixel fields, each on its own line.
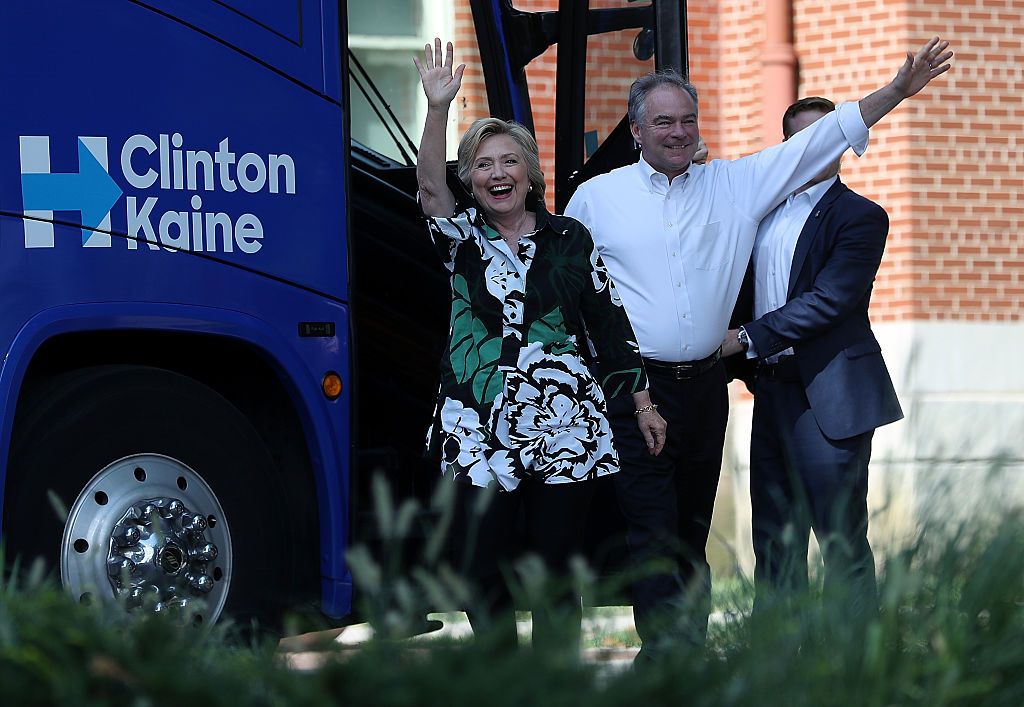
left=345, top=0, right=688, bottom=604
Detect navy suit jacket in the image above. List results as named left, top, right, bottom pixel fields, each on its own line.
left=736, top=178, right=904, bottom=441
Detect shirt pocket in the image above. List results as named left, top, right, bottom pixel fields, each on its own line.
left=691, top=221, right=729, bottom=271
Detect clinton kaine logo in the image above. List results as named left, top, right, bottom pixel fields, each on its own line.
left=18, top=133, right=297, bottom=254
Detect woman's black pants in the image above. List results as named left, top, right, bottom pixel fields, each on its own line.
left=451, top=478, right=594, bottom=653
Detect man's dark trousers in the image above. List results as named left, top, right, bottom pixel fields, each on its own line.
left=606, top=360, right=728, bottom=661
left=736, top=180, right=904, bottom=614
left=749, top=358, right=877, bottom=615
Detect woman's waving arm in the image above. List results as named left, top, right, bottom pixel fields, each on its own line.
left=414, top=38, right=465, bottom=217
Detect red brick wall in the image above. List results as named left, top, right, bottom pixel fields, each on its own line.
left=707, top=0, right=1023, bottom=324
left=455, top=0, right=1023, bottom=323
left=687, top=0, right=721, bottom=156
left=901, top=0, right=1023, bottom=322
left=453, top=2, right=491, bottom=129
left=788, top=0, right=1023, bottom=322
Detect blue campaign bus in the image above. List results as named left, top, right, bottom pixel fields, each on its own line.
left=0, top=0, right=686, bottom=627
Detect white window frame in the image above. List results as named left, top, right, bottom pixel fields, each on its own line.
left=349, top=1, right=459, bottom=159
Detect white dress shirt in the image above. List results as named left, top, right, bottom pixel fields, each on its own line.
left=748, top=175, right=838, bottom=360
left=565, top=101, right=867, bottom=362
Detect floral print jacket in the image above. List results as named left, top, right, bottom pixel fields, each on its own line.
left=426, top=205, right=648, bottom=490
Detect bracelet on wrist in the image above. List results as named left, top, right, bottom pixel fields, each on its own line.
left=634, top=403, right=658, bottom=416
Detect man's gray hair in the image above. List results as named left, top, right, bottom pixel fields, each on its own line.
left=627, top=69, right=699, bottom=126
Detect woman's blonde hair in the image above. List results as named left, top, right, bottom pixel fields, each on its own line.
left=456, top=117, right=545, bottom=206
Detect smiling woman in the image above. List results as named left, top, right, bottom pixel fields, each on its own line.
left=412, top=38, right=667, bottom=654
left=457, top=122, right=544, bottom=242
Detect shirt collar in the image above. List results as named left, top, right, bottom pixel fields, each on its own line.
left=791, top=175, right=838, bottom=207
left=535, top=203, right=574, bottom=235
left=636, top=154, right=692, bottom=192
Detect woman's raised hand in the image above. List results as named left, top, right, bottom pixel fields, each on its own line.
left=414, top=38, right=466, bottom=110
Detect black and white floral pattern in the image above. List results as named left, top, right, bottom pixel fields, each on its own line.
left=426, top=206, right=647, bottom=491
left=502, top=355, right=615, bottom=482
left=589, top=242, right=623, bottom=308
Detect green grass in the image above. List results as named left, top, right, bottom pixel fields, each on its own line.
left=3, top=512, right=1024, bottom=705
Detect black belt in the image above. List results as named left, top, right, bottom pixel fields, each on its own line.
left=758, top=355, right=800, bottom=381
left=643, top=348, right=722, bottom=380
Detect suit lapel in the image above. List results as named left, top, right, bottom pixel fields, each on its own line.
left=787, top=178, right=848, bottom=300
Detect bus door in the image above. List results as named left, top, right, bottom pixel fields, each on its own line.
left=345, top=0, right=688, bottom=600
left=468, top=0, right=690, bottom=594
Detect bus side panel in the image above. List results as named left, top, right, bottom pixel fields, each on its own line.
left=0, top=1, right=348, bottom=299
left=0, top=214, right=354, bottom=618
left=132, top=0, right=340, bottom=99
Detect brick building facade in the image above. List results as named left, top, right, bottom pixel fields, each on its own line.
left=454, top=0, right=1022, bottom=323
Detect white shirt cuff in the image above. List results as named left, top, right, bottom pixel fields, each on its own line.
left=838, top=101, right=870, bottom=156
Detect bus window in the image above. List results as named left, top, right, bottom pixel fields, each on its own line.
left=348, top=2, right=491, bottom=164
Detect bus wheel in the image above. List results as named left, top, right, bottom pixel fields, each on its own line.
left=4, top=365, right=314, bottom=629
left=62, top=453, right=233, bottom=624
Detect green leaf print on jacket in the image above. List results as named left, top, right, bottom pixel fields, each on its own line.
left=528, top=306, right=576, bottom=356
left=450, top=274, right=504, bottom=405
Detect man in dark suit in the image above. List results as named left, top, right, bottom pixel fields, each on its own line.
left=722, top=97, right=904, bottom=613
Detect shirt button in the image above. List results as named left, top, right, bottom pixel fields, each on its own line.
left=684, top=345, right=691, bottom=350
left=682, top=313, right=689, bottom=319
left=667, top=222, right=673, bottom=227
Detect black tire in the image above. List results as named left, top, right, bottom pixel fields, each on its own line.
left=3, top=364, right=318, bottom=629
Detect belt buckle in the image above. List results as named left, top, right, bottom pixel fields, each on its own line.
left=673, top=362, right=695, bottom=380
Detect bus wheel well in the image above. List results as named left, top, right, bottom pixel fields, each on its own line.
left=9, top=331, right=321, bottom=621
left=18, top=330, right=314, bottom=484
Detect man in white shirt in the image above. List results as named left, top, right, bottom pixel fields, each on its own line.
left=565, top=38, right=950, bottom=662
left=722, top=98, right=903, bottom=617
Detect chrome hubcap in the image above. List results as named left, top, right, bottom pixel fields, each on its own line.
left=62, top=454, right=232, bottom=623
left=107, top=497, right=219, bottom=611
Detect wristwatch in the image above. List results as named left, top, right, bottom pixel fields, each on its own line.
left=737, top=327, right=750, bottom=352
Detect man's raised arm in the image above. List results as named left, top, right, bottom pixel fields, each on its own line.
left=859, top=37, right=952, bottom=128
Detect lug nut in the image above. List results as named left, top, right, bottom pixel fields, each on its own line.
left=181, top=513, right=207, bottom=533
left=107, top=556, right=136, bottom=577
left=193, top=543, right=218, bottom=562
left=189, top=573, right=214, bottom=594
left=127, top=586, right=145, bottom=608
left=113, top=524, right=141, bottom=547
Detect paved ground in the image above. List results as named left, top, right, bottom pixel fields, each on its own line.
left=279, top=610, right=641, bottom=673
